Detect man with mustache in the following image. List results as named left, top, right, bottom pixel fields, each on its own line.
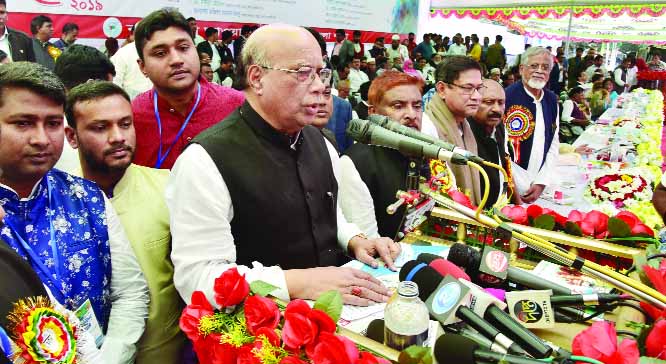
left=423, top=55, right=483, bottom=205
left=131, top=9, right=245, bottom=169
left=64, top=81, right=186, bottom=364
left=0, top=62, right=149, bottom=364
left=340, top=71, right=451, bottom=239
left=468, top=79, right=513, bottom=206
left=504, top=46, right=559, bottom=203
left=167, top=24, right=398, bottom=309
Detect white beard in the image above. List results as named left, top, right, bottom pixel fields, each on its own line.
left=527, top=79, right=547, bottom=90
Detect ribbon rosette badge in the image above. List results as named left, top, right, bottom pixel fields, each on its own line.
left=6, top=297, right=77, bottom=364
left=503, top=105, right=535, bottom=164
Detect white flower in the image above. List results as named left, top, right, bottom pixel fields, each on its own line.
left=68, top=254, right=83, bottom=272
left=83, top=231, right=91, bottom=239
left=25, top=225, right=33, bottom=233
left=53, top=217, right=70, bottom=233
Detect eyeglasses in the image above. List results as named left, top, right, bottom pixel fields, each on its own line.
left=527, top=63, right=551, bottom=72
left=447, top=83, right=485, bottom=95
left=259, top=65, right=332, bottom=85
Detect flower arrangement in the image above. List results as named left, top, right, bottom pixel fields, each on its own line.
left=571, top=320, right=639, bottom=364
left=588, top=172, right=651, bottom=207
left=179, top=268, right=406, bottom=364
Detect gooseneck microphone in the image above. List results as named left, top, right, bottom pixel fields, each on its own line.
left=346, top=119, right=470, bottom=165
left=367, top=114, right=485, bottom=164
left=434, top=334, right=548, bottom=364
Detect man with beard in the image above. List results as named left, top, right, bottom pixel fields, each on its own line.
left=423, top=55, right=483, bottom=205
left=132, top=9, right=245, bottom=169
left=504, top=46, right=559, bottom=203
left=339, top=71, right=451, bottom=239
left=64, top=81, right=185, bottom=364
left=468, top=79, right=513, bottom=206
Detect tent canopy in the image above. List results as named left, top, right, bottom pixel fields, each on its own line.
left=430, top=1, right=666, bottom=44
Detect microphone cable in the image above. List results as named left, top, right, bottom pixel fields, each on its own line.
left=553, top=301, right=651, bottom=325
left=467, top=161, right=491, bottom=220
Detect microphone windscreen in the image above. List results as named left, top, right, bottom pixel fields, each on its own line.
left=417, top=252, right=442, bottom=265
left=398, top=260, right=423, bottom=282
left=429, top=258, right=471, bottom=282
left=434, top=334, right=478, bottom=364
left=365, top=319, right=384, bottom=343
left=484, top=288, right=506, bottom=302
left=447, top=243, right=481, bottom=272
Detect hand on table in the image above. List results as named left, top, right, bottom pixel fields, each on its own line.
left=574, top=144, right=594, bottom=155
left=521, top=184, right=545, bottom=203
left=284, top=266, right=391, bottom=306
left=348, top=235, right=401, bottom=271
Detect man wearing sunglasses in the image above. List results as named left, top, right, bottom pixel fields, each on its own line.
left=423, top=55, right=484, bottom=205
left=167, top=24, right=397, bottom=308
left=504, top=46, right=559, bottom=204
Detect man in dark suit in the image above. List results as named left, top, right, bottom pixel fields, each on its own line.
left=219, top=30, right=233, bottom=59
left=233, top=25, right=251, bottom=62
left=0, top=0, right=35, bottom=62
left=354, top=81, right=370, bottom=120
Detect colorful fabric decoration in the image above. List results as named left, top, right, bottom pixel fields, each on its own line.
left=429, top=159, right=454, bottom=193
left=503, top=105, right=535, bottom=164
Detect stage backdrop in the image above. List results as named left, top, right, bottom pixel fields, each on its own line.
left=6, top=0, right=419, bottom=44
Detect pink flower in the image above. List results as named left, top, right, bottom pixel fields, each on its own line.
left=646, top=319, right=666, bottom=359
left=571, top=321, right=639, bottom=364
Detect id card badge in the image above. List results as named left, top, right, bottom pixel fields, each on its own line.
left=75, top=299, right=104, bottom=348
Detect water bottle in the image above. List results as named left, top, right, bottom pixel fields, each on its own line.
left=384, top=281, right=430, bottom=351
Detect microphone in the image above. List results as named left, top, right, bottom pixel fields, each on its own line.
left=367, top=114, right=485, bottom=164
left=434, top=334, right=548, bottom=364
left=483, top=305, right=553, bottom=359
left=447, top=244, right=572, bottom=295
left=365, top=319, right=385, bottom=343
left=346, top=119, right=469, bottom=165
left=417, top=253, right=471, bottom=282
left=549, top=293, right=629, bottom=307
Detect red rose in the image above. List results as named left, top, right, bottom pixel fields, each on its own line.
left=615, top=211, right=639, bottom=228
left=580, top=221, right=595, bottom=236
left=641, top=301, right=666, bottom=321
left=572, top=321, right=639, bottom=364
left=254, top=326, right=280, bottom=347
left=280, top=356, right=308, bottom=364
left=526, top=204, right=543, bottom=219
left=282, top=300, right=317, bottom=349
left=644, top=260, right=666, bottom=295
left=309, top=332, right=353, bottom=364
left=179, top=291, right=214, bottom=343
left=583, top=210, right=609, bottom=235
left=500, top=206, right=528, bottom=225
left=237, top=344, right=262, bottom=364
left=567, top=210, right=583, bottom=223
left=646, top=319, right=666, bottom=359
left=193, top=333, right=238, bottom=364
left=448, top=190, right=476, bottom=209
left=244, top=295, right=281, bottom=335
left=631, top=223, right=654, bottom=237
left=214, top=267, right=250, bottom=308
left=308, top=309, right=337, bottom=335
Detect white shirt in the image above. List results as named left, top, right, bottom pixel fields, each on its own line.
left=0, top=181, right=150, bottom=364
left=194, top=34, right=205, bottom=46
left=627, top=66, right=638, bottom=87
left=166, top=141, right=363, bottom=306
left=208, top=41, right=221, bottom=72
left=110, top=44, right=153, bottom=100
left=54, top=125, right=81, bottom=175
left=386, top=44, right=409, bottom=62
left=332, top=41, right=343, bottom=57
left=585, top=65, right=607, bottom=80
left=338, top=117, right=445, bottom=238
left=0, top=26, right=11, bottom=62
left=447, top=43, right=467, bottom=56
left=348, top=68, right=369, bottom=94
left=560, top=99, right=576, bottom=123
left=512, top=85, right=560, bottom=191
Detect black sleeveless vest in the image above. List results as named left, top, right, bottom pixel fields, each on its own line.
left=193, top=102, right=342, bottom=269
left=344, top=144, right=413, bottom=240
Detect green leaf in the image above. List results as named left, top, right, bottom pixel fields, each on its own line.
left=608, top=217, right=631, bottom=238
left=564, top=221, right=583, bottom=236
left=313, top=290, right=343, bottom=323
left=398, top=345, right=433, bottom=364
left=641, top=357, right=666, bottom=363
left=533, top=214, right=555, bottom=230
left=250, top=280, right=279, bottom=297
left=410, top=240, right=432, bottom=246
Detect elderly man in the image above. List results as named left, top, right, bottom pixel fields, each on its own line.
left=423, top=55, right=483, bottom=204
left=166, top=24, right=399, bottom=308
left=504, top=46, right=559, bottom=203
left=0, top=62, right=149, bottom=364
left=64, top=81, right=185, bottom=364
left=340, top=71, right=452, bottom=240
left=468, top=79, right=512, bottom=206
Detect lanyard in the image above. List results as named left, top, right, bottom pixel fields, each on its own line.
left=153, top=82, right=202, bottom=168
left=3, top=180, right=64, bottom=303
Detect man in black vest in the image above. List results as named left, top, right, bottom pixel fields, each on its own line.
left=469, top=79, right=513, bottom=206
left=613, top=57, right=631, bottom=94
left=340, top=71, right=451, bottom=240
left=166, top=24, right=396, bottom=307
left=0, top=0, right=35, bottom=62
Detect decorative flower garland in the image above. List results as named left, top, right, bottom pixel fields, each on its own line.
left=430, top=4, right=666, bottom=20
left=588, top=173, right=650, bottom=207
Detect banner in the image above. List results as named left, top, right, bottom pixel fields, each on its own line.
left=6, top=0, right=419, bottom=42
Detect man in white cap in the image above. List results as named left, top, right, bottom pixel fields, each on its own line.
left=489, top=68, right=501, bottom=83
left=386, top=34, right=409, bottom=63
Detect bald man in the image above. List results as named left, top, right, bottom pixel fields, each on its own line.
left=468, top=79, right=513, bottom=205
left=167, top=24, right=397, bottom=307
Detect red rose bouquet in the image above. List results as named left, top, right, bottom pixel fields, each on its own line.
left=179, top=268, right=394, bottom=364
